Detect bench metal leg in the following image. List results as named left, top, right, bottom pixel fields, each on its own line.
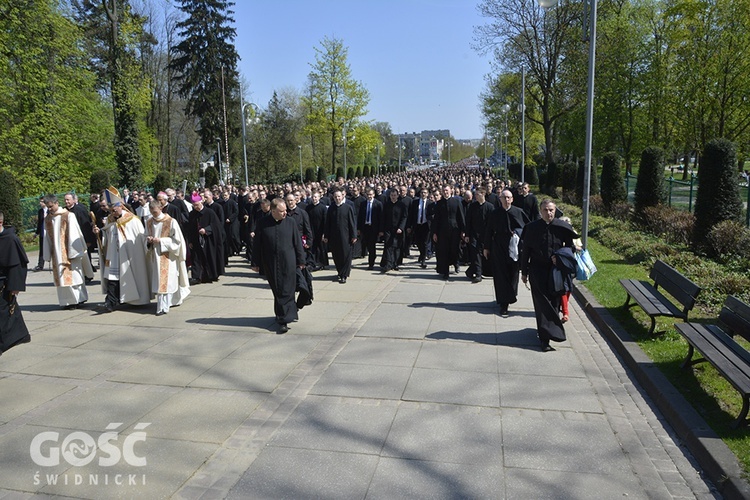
left=623, top=294, right=632, bottom=308
left=648, top=317, right=657, bottom=335
left=733, top=396, right=749, bottom=429
left=680, top=344, right=707, bottom=368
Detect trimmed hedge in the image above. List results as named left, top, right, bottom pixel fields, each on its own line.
left=634, top=146, right=666, bottom=215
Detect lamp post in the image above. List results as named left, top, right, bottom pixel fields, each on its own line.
left=446, top=140, right=451, bottom=165
left=501, top=103, right=511, bottom=178
left=216, top=138, right=222, bottom=185
left=298, top=145, right=303, bottom=184
left=520, top=65, right=526, bottom=184
left=240, top=99, right=259, bottom=186
left=397, top=137, right=403, bottom=173
left=539, top=0, right=596, bottom=249
left=343, top=124, right=348, bottom=181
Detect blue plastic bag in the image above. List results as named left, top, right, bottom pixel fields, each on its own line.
left=575, top=249, right=597, bottom=281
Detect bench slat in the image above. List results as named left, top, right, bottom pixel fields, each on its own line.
left=720, top=295, right=750, bottom=344
left=676, top=323, right=750, bottom=395
left=651, top=260, right=701, bottom=313
left=621, top=279, right=683, bottom=317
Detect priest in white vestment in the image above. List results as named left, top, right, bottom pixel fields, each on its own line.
left=93, top=189, right=151, bottom=313
left=43, top=194, right=94, bottom=308
left=145, top=200, right=190, bottom=315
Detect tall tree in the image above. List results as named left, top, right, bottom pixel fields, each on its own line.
left=0, top=0, right=114, bottom=196
left=474, top=0, right=584, bottom=165
left=303, top=36, right=370, bottom=175
left=170, top=0, right=241, bottom=169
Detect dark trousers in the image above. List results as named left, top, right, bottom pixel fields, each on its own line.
left=361, top=225, right=378, bottom=267
left=37, top=235, right=45, bottom=267
left=465, top=239, right=484, bottom=278
left=413, top=223, right=430, bottom=262
left=105, top=279, right=120, bottom=309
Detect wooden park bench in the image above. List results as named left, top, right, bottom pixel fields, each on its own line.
left=675, top=296, right=750, bottom=428
left=619, top=259, right=702, bottom=335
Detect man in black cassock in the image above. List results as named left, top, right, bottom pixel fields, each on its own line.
left=0, top=212, right=31, bottom=355
left=187, top=194, right=223, bottom=284
left=252, top=198, right=306, bottom=334
left=512, top=182, right=541, bottom=222
left=464, top=187, right=495, bottom=283
left=323, top=188, right=357, bottom=284
left=285, top=193, right=312, bottom=264
left=380, top=188, right=407, bottom=272
left=520, top=199, right=577, bottom=351
left=203, top=190, right=226, bottom=273
left=306, top=190, right=328, bottom=271
left=220, top=191, right=241, bottom=260
left=484, top=188, right=529, bottom=316
left=358, top=188, right=383, bottom=270
left=432, top=184, right=465, bottom=280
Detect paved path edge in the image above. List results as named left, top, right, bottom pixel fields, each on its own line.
left=571, top=283, right=750, bottom=500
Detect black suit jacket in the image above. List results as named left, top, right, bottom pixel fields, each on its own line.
left=357, top=198, right=383, bottom=233
left=408, top=197, right=433, bottom=229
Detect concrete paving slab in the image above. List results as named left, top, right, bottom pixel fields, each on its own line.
left=75, top=327, right=177, bottom=353
left=0, top=424, right=71, bottom=492
left=382, top=406, right=503, bottom=464
left=499, top=373, right=603, bottom=413
left=367, top=458, right=504, bottom=500
left=141, top=390, right=263, bottom=443
left=403, top=367, right=501, bottom=407
left=227, top=447, right=378, bottom=500
left=497, top=344, right=587, bottom=378
left=269, top=396, right=398, bottom=454
left=504, top=468, right=647, bottom=499
left=502, top=413, right=630, bottom=474
left=357, top=303, right=431, bottom=339
left=28, top=323, right=111, bottom=348
left=189, top=358, right=298, bottom=393
left=106, top=354, right=221, bottom=387
left=334, top=337, right=421, bottom=367
left=227, top=334, right=320, bottom=363
left=0, top=344, right=69, bottom=372
left=27, top=385, right=176, bottom=433
left=145, top=330, right=249, bottom=358
left=311, top=363, right=412, bottom=399
left=38, top=436, right=216, bottom=499
left=0, top=378, right=75, bottom=423
left=414, top=341, right=498, bottom=373
left=19, top=349, right=136, bottom=380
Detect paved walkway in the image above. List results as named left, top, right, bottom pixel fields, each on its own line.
left=0, top=252, right=718, bottom=499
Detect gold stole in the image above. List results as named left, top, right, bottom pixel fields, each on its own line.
left=148, top=216, right=173, bottom=293
left=45, top=210, right=73, bottom=286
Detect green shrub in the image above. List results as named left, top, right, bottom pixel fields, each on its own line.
left=639, top=205, right=694, bottom=245
left=561, top=162, right=578, bottom=203
left=0, top=169, right=22, bottom=229
left=335, top=167, right=344, bottom=180
left=634, top=146, right=666, bottom=215
left=153, top=171, right=172, bottom=194
left=347, top=167, right=355, bottom=180
left=317, top=167, right=327, bottom=182
left=600, top=152, right=627, bottom=209
left=204, top=166, right=219, bottom=188
left=305, top=167, right=316, bottom=183
left=693, top=138, right=743, bottom=251
left=576, top=159, right=599, bottom=206
left=90, top=168, right=120, bottom=194
left=705, top=220, right=750, bottom=263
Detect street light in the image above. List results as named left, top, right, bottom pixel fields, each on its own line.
left=501, top=104, right=511, bottom=178
left=240, top=99, right=259, bottom=186
left=343, top=124, right=348, bottom=181
left=396, top=138, right=405, bottom=173
left=540, top=0, right=597, bottom=249
left=216, top=138, right=222, bottom=186
left=520, top=66, right=526, bottom=184
left=298, top=145, right=303, bottom=184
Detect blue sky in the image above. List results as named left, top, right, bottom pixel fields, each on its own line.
left=232, top=0, right=494, bottom=140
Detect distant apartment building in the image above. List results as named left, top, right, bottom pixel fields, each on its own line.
left=397, top=129, right=450, bottom=163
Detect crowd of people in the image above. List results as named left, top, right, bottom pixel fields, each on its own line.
left=10, top=165, right=581, bottom=351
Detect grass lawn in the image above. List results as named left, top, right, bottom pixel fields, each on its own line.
left=582, top=238, right=750, bottom=478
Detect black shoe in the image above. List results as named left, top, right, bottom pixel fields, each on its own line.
left=472, top=277, right=482, bottom=283
left=33, top=265, right=43, bottom=272
left=63, top=303, right=78, bottom=310
left=441, top=273, right=450, bottom=281
left=393, top=266, right=399, bottom=271
left=95, top=304, right=114, bottom=314
left=367, top=265, right=374, bottom=270
left=340, top=277, right=347, bottom=284
left=277, top=323, right=289, bottom=334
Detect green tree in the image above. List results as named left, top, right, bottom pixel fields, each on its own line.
left=170, top=0, right=241, bottom=158
left=693, top=138, right=743, bottom=250
left=600, top=152, right=627, bottom=209
left=474, top=0, right=584, bottom=165
left=0, top=0, right=115, bottom=196
left=634, top=146, right=666, bottom=215
left=303, top=36, right=370, bottom=176
left=0, top=170, right=23, bottom=229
